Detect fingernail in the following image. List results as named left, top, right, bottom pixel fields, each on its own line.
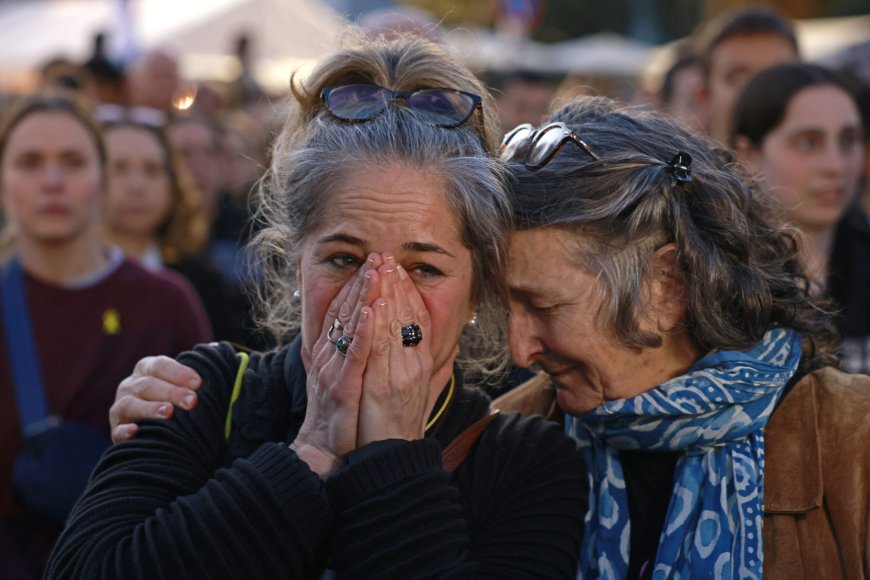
left=188, top=378, right=200, bottom=389
left=361, top=308, right=369, bottom=321
left=385, top=255, right=396, bottom=265
left=183, top=394, right=196, bottom=409
left=396, top=264, right=408, bottom=280
left=158, top=403, right=171, bottom=417
left=379, top=300, right=388, bottom=310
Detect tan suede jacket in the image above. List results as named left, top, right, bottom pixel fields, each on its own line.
left=493, top=367, right=870, bottom=579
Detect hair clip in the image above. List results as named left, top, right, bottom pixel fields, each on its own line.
left=667, top=152, right=693, bottom=184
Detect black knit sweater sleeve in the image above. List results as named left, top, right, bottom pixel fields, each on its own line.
left=45, top=342, right=332, bottom=579
left=326, top=412, right=586, bottom=579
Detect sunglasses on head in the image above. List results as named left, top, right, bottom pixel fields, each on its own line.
left=94, top=104, right=167, bottom=129
left=499, top=122, right=600, bottom=169
left=320, top=83, right=483, bottom=129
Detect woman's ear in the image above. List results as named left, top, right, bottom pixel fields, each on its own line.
left=648, top=243, right=687, bottom=334
left=732, top=135, right=761, bottom=172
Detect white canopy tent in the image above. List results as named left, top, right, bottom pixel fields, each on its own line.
left=0, top=0, right=348, bottom=92
left=0, top=1, right=867, bottom=92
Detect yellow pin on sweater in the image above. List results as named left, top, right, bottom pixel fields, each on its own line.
left=102, top=309, right=121, bottom=335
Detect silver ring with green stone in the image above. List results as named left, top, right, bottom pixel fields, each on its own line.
left=336, top=335, right=352, bottom=356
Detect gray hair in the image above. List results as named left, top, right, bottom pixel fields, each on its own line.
left=507, top=96, right=838, bottom=368
left=249, top=34, right=513, bottom=378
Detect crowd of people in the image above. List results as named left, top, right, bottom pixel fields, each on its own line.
left=0, top=4, right=868, bottom=579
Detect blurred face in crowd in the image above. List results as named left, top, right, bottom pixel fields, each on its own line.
left=497, top=78, right=556, bottom=133
left=221, top=128, right=261, bottom=198
left=665, top=62, right=707, bottom=133
left=1, top=112, right=103, bottom=247
left=169, top=119, right=222, bottom=224
left=737, top=85, right=864, bottom=232
left=127, top=52, right=179, bottom=113
left=104, top=126, right=173, bottom=241
left=702, top=33, right=798, bottom=143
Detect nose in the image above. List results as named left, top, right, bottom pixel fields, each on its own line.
left=127, top=170, right=146, bottom=193
left=42, top=164, right=64, bottom=190
left=820, top=142, right=846, bottom=176
left=508, top=309, right=544, bottom=368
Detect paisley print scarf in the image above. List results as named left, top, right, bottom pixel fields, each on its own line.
left=568, top=328, right=802, bottom=579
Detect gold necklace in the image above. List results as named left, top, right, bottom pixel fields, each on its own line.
left=425, top=374, right=455, bottom=432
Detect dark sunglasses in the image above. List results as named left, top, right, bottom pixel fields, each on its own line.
left=320, top=83, right=483, bottom=129
left=499, top=122, right=600, bottom=169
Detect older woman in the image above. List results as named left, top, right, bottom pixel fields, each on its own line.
left=46, top=36, right=585, bottom=579
left=497, top=97, right=869, bottom=578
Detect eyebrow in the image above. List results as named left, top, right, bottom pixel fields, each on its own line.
left=316, top=234, right=455, bottom=258
left=783, top=123, right=861, bottom=138
left=402, top=241, right=455, bottom=258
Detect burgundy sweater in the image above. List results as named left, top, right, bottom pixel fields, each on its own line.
left=0, top=258, right=211, bottom=579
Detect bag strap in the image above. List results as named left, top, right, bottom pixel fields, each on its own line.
left=441, top=409, right=500, bottom=473
left=0, top=259, right=50, bottom=433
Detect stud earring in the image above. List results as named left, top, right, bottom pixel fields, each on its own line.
left=468, top=312, right=478, bottom=325
left=293, top=289, right=301, bottom=298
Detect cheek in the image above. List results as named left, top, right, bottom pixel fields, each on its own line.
left=77, top=171, right=103, bottom=208
left=761, top=151, right=805, bottom=198
left=299, top=274, right=343, bottom=352
left=420, top=285, right=473, bottom=361
left=152, top=179, right=173, bottom=215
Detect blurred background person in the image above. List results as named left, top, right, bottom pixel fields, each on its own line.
left=492, top=69, right=559, bottom=134
left=97, top=105, right=247, bottom=345
left=82, top=33, right=126, bottom=106
left=0, top=91, right=210, bottom=579
left=169, top=114, right=249, bottom=284
left=125, top=50, right=180, bottom=114
left=695, top=6, right=800, bottom=144
left=657, top=49, right=706, bottom=133
left=732, top=63, right=867, bottom=373
left=38, top=57, right=92, bottom=95
left=169, top=113, right=265, bottom=347
left=220, top=110, right=268, bottom=208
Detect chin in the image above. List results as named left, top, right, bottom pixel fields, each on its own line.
left=555, top=387, right=602, bottom=416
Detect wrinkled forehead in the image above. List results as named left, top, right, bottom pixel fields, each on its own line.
left=310, top=164, right=465, bottom=250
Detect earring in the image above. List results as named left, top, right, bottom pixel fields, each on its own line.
left=293, top=289, right=301, bottom=298
left=468, top=312, right=477, bottom=325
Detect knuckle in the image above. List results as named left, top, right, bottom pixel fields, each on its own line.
left=129, top=377, right=149, bottom=398
left=134, top=356, right=155, bottom=375
left=416, top=308, right=432, bottom=327
left=372, top=336, right=390, bottom=357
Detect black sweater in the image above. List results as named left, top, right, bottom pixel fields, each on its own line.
left=46, top=340, right=586, bottom=579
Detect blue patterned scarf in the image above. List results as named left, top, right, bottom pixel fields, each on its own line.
left=568, top=328, right=802, bottom=579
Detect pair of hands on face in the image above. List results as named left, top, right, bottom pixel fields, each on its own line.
left=110, top=253, right=452, bottom=478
